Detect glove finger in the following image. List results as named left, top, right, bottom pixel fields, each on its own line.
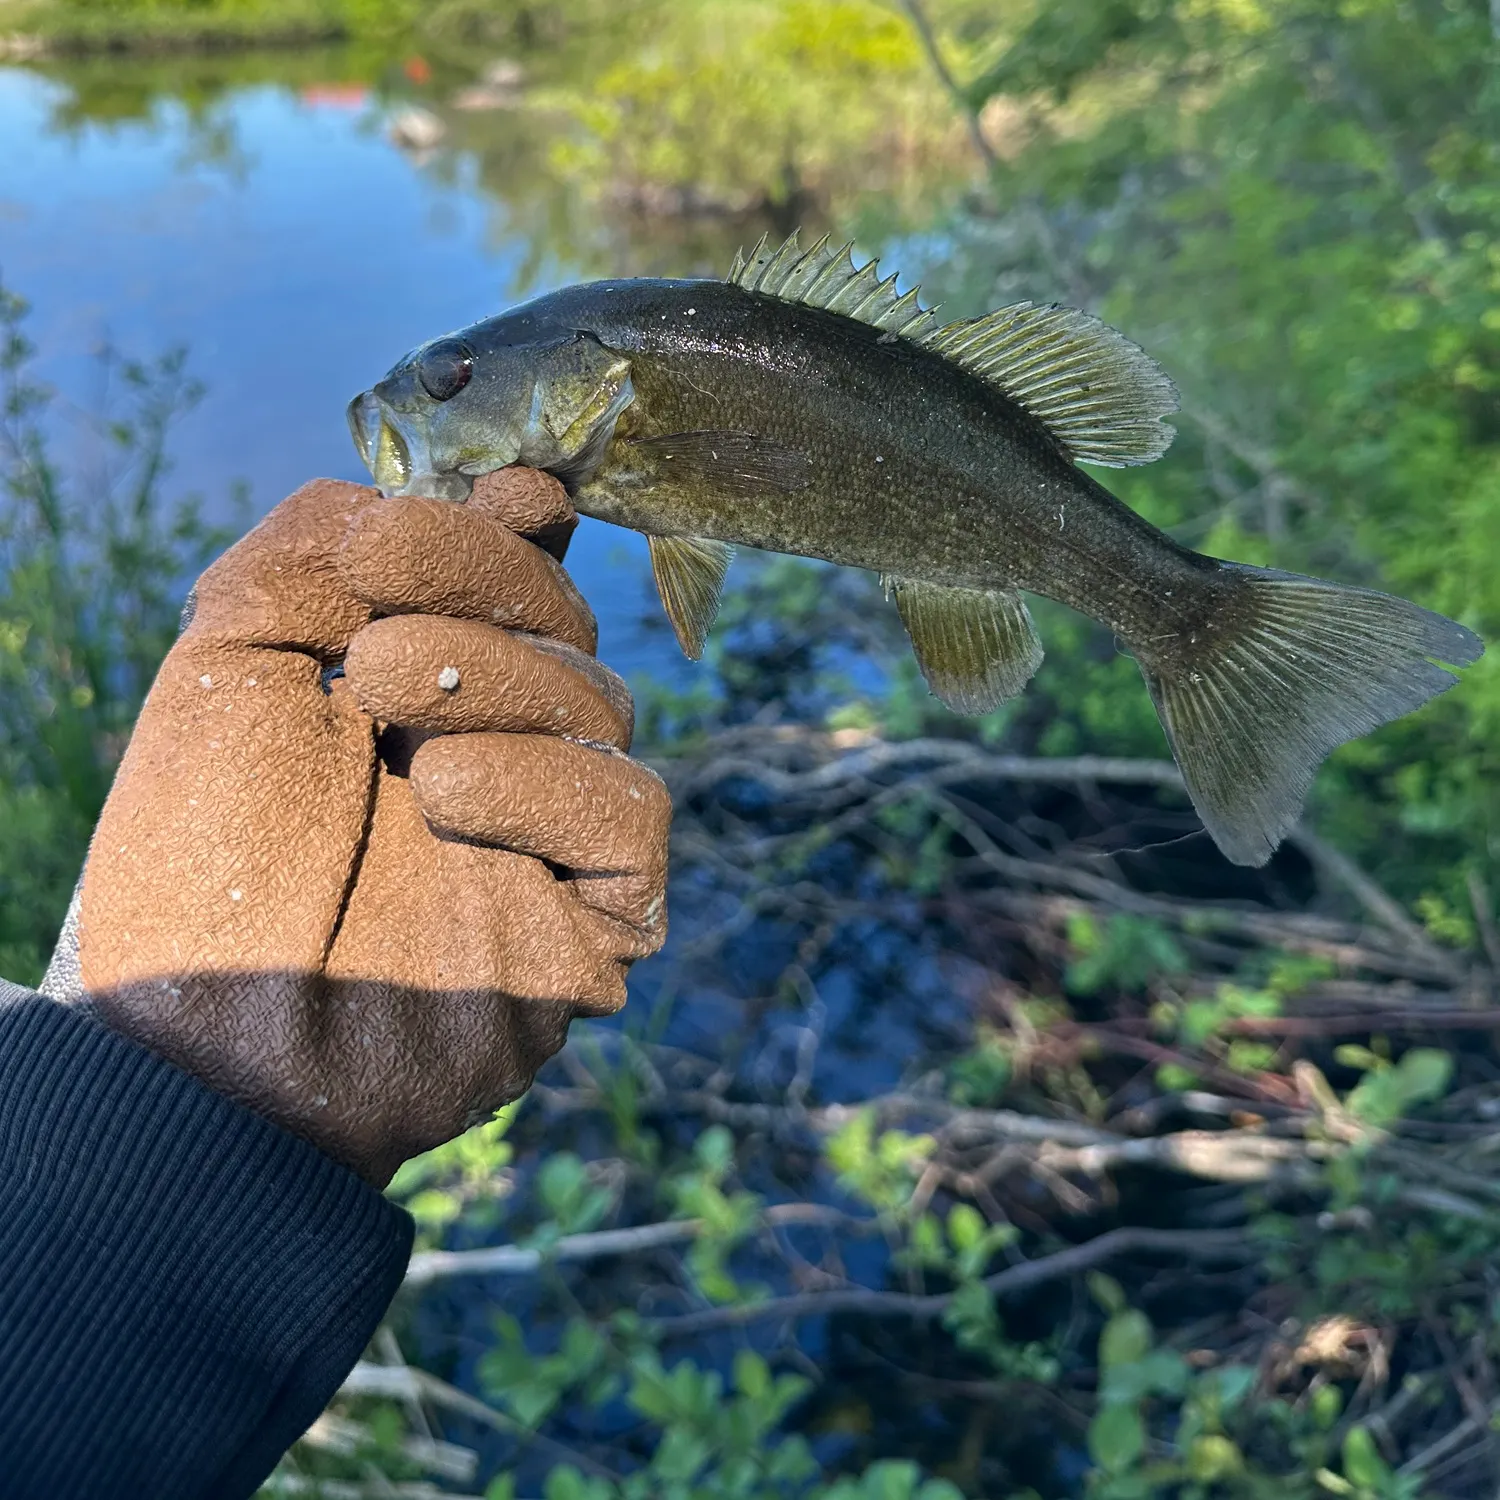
left=340, top=495, right=597, bottom=654
left=327, top=758, right=642, bottom=1009
left=345, top=616, right=634, bottom=748
left=410, top=732, right=670, bottom=945
left=467, top=466, right=577, bottom=562
left=185, top=479, right=379, bottom=656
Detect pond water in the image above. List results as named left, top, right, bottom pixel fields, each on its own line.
left=0, top=51, right=803, bottom=686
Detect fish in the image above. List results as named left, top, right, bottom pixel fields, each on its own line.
left=347, top=230, right=1484, bottom=867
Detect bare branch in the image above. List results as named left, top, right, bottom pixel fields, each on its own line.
left=1467, top=869, right=1500, bottom=973
left=262, top=1479, right=484, bottom=1500
left=339, top=1363, right=623, bottom=1482
left=896, top=0, right=998, bottom=171
left=404, top=1202, right=854, bottom=1287
left=1397, top=1392, right=1500, bottom=1477
left=650, top=1227, right=1250, bottom=1339
left=1289, top=826, right=1456, bottom=970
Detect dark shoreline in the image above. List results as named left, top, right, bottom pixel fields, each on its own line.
left=0, top=18, right=349, bottom=60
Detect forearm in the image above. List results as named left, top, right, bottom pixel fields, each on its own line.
left=0, top=982, right=413, bottom=1499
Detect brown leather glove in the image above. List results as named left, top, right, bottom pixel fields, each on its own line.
left=70, top=470, right=669, bottom=1187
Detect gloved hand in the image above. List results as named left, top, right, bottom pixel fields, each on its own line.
left=70, top=470, right=669, bottom=1187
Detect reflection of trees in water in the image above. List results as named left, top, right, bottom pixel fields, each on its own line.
left=24, top=1, right=986, bottom=282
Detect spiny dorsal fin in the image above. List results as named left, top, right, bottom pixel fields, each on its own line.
left=884, top=576, right=1044, bottom=715
left=728, top=231, right=1178, bottom=467
left=925, top=302, right=1178, bottom=467
left=648, top=534, right=735, bottom=660
left=727, top=230, right=942, bottom=340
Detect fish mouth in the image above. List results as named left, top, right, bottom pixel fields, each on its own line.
left=346, top=390, right=473, bottom=500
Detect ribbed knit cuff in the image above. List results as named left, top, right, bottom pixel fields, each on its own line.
left=0, top=984, right=415, bottom=1499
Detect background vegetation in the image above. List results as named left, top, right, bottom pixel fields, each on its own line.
left=3, top=0, right=1499, bottom=1495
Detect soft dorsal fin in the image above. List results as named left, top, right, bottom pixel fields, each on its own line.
left=924, top=303, right=1178, bottom=467
left=726, top=230, right=1178, bottom=468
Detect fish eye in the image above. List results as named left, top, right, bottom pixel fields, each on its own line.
left=416, top=338, right=475, bottom=402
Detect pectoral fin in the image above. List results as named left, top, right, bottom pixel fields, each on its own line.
left=649, top=534, right=736, bottom=659
left=627, top=431, right=813, bottom=497
left=887, top=577, right=1044, bottom=714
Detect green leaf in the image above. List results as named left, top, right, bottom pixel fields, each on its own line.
left=1088, top=1402, right=1147, bottom=1474
left=947, top=1202, right=986, bottom=1252
left=733, top=1349, right=770, bottom=1401
left=1088, top=1273, right=1127, bottom=1315
left=1342, top=1427, right=1388, bottom=1490
left=1394, top=1048, right=1453, bottom=1104
left=1099, top=1309, right=1153, bottom=1370
left=507, top=1380, right=560, bottom=1430
left=694, top=1124, right=736, bottom=1177
left=1187, top=1434, right=1243, bottom=1483
left=1311, top=1382, right=1345, bottom=1430
left=651, top=1425, right=712, bottom=1482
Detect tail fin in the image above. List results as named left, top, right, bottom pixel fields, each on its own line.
left=1138, top=564, right=1483, bottom=867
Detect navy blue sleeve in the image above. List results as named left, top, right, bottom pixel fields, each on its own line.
left=0, top=983, right=415, bottom=1498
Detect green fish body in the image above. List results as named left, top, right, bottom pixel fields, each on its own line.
left=349, top=232, right=1483, bottom=867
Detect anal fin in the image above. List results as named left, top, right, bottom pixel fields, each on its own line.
left=887, top=578, right=1044, bottom=715
left=649, top=534, right=735, bottom=659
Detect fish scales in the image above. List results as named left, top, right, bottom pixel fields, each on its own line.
left=349, top=232, right=1483, bottom=867
left=546, top=278, right=1214, bottom=649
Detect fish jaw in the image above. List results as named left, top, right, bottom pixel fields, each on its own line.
left=346, top=389, right=483, bottom=500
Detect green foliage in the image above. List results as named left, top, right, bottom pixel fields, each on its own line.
left=1317, top=1428, right=1425, bottom=1500
left=386, top=1103, right=520, bottom=1247
left=530, top=0, right=973, bottom=230
left=13, top=0, right=352, bottom=51
left=1336, top=1046, right=1454, bottom=1133
left=1066, top=913, right=1188, bottom=997
left=0, top=280, right=235, bottom=984
left=826, top=1109, right=935, bottom=1219
left=1081, top=1275, right=1343, bottom=1500
left=938, top=0, right=1500, bottom=905
left=665, top=1127, right=764, bottom=1304
left=478, top=1301, right=975, bottom=1498
left=944, top=1026, right=1013, bottom=1106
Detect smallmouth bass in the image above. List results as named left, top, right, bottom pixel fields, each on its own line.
left=348, top=231, right=1483, bottom=867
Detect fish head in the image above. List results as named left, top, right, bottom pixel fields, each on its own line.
left=348, top=322, right=635, bottom=499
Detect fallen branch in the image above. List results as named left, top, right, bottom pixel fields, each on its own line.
left=262, top=1479, right=483, bottom=1500
left=661, top=730, right=1464, bottom=982
left=650, top=1226, right=1250, bottom=1339
left=339, top=1362, right=622, bottom=1482
left=404, top=1202, right=854, bottom=1287
left=298, top=1411, right=476, bottom=1484
left=1397, top=1391, right=1500, bottom=1477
